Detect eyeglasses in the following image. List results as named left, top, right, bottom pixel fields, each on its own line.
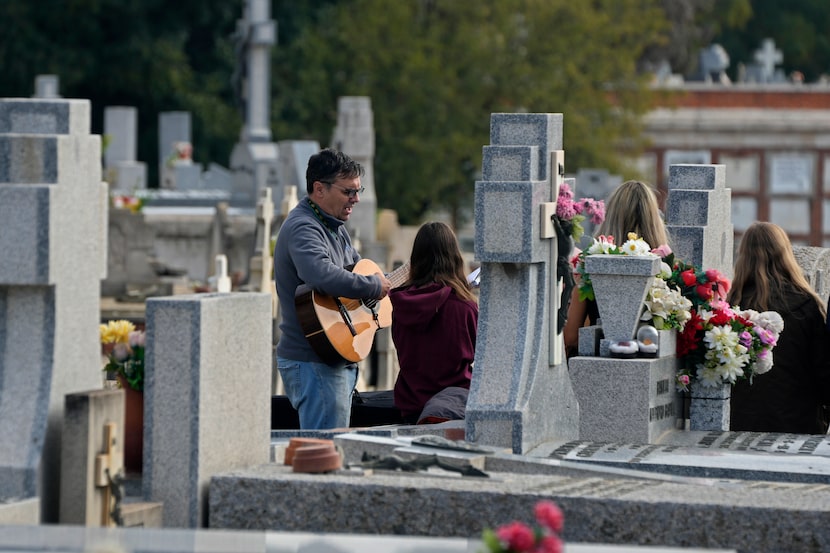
left=329, top=183, right=365, bottom=198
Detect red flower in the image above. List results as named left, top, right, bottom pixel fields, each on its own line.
left=535, top=535, right=564, bottom=553
left=681, top=269, right=698, bottom=287
left=705, top=269, right=731, bottom=300
left=695, top=284, right=714, bottom=301
left=709, top=309, right=732, bottom=326
left=534, top=501, right=564, bottom=533
left=496, top=521, right=536, bottom=552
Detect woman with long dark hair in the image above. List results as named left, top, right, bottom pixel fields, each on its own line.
left=728, top=221, right=830, bottom=434
left=390, top=221, right=478, bottom=423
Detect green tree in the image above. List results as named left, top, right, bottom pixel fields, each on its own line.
left=272, top=0, right=668, bottom=227
left=713, top=0, right=830, bottom=82
left=0, top=0, right=242, bottom=185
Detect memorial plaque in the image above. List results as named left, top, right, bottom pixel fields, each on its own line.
left=769, top=153, right=813, bottom=194
left=548, top=436, right=830, bottom=484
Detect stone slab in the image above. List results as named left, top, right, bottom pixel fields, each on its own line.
left=663, top=430, right=830, bottom=456
left=667, top=164, right=725, bottom=190
left=209, top=463, right=829, bottom=552
left=541, top=439, right=830, bottom=484
left=0, top=498, right=39, bottom=525
left=0, top=523, right=736, bottom=553
left=0, top=98, right=90, bottom=136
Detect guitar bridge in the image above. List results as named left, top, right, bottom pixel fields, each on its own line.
left=334, top=298, right=358, bottom=337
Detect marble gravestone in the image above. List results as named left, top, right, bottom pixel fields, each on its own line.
left=465, top=113, right=579, bottom=454
left=665, top=164, right=734, bottom=279
left=0, top=98, right=107, bottom=522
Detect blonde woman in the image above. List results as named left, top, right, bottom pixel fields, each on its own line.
left=728, top=221, right=830, bottom=434
left=563, top=180, right=669, bottom=357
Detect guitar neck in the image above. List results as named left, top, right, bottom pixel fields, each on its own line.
left=386, top=262, right=411, bottom=289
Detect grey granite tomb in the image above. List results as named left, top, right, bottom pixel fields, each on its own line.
left=665, top=164, right=734, bottom=278
left=465, top=113, right=579, bottom=454
left=143, top=292, right=272, bottom=528
left=0, top=98, right=107, bottom=522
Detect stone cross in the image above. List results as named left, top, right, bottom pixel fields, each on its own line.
left=229, top=0, right=279, bottom=208
left=0, top=98, right=107, bottom=522
left=664, top=164, right=734, bottom=278
left=754, top=38, right=783, bottom=83
left=465, top=113, right=579, bottom=454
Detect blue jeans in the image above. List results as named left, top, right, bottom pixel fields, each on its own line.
left=277, top=357, right=357, bottom=430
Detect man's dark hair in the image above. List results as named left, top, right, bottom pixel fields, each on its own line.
left=306, top=148, right=364, bottom=194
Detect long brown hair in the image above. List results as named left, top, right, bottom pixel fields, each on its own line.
left=404, top=221, right=477, bottom=303
left=596, top=180, right=669, bottom=248
left=728, top=221, right=825, bottom=316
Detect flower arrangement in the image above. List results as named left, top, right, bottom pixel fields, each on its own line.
left=553, top=181, right=605, bottom=243
left=576, top=233, right=664, bottom=301
left=574, top=234, right=784, bottom=390
left=641, top=276, right=693, bottom=332
left=676, top=301, right=783, bottom=391
left=166, top=141, right=193, bottom=167
left=480, top=500, right=564, bottom=553
left=111, top=194, right=144, bottom=214
left=100, top=319, right=146, bottom=391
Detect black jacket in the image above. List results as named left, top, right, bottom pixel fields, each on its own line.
left=730, top=288, right=830, bottom=435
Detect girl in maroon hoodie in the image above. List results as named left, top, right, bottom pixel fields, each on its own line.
left=390, top=222, right=479, bottom=423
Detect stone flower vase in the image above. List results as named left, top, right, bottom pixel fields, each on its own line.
left=689, top=382, right=731, bottom=431
left=118, top=376, right=144, bottom=474
left=584, top=255, right=661, bottom=344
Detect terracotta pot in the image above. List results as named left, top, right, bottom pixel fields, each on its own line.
left=291, top=443, right=342, bottom=474
left=118, top=376, right=144, bottom=474
left=284, top=438, right=333, bottom=466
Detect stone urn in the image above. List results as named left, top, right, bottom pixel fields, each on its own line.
left=584, top=255, right=661, bottom=344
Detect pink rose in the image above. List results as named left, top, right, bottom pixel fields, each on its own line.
left=535, top=500, right=564, bottom=533
left=536, top=535, right=564, bottom=553
left=650, top=244, right=672, bottom=258
left=496, top=521, right=536, bottom=552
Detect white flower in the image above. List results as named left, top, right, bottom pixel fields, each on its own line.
left=754, top=353, right=773, bottom=375
left=641, top=277, right=693, bottom=331
left=657, top=261, right=673, bottom=279
left=621, top=237, right=652, bottom=256
left=587, top=235, right=616, bottom=254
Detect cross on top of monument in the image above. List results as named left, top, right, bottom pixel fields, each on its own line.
left=754, top=38, right=783, bottom=81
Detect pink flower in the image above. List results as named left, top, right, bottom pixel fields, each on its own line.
left=129, top=330, right=145, bottom=348
left=651, top=244, right=672, bottom=258
left=678, top=374, right=690, bottom=386
left=556, top=194, right=578, bottom=220
left=757, top=328, right=777, bottom=346
left=534, top=501, right=564, bottom=533
left=739, top=330, right=753, bottom=348
left=584, top=199, right=605, bottom=224
left=113, top=343, right=130, bottom=362
left=496, top=522, right=536, bottom=552
left=535, top=535, right=564, bottom=553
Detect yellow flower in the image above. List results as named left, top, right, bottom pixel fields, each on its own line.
left=100, top=320, right=136, bottom=344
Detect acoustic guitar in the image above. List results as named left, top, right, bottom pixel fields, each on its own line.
left=295, top=259, right=410, bottom=364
